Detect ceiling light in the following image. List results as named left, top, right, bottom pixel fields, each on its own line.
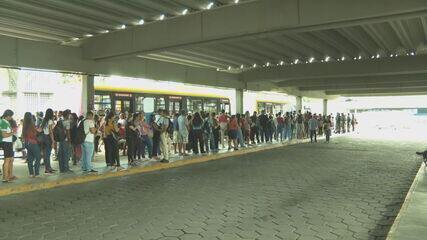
left=216, top=68, right=220, bottom=71
left=206, top=2, right=214, bottom=9
left=71, top=37, right=80, bottom=41
left=240, top=65, right=244, bottom=69
left=294, top=59, right=299, bottom=64
left=371, top=56, right=375, bottom=59
left=376, top=54, right=380, bottom=58
left=390, top=54, right=393, bottom=57
left=119, top=24, right=126, bottom=29
left=253, top=63, right=257, bottom=68
left=84, top=34, right=93, bottom=37
left=101, top=30, right=109, bottom=34
left=280, top=61, right=284, bottom=65
left=358, top=55, right=362, bottom=60
left=321, top=60, right=324, bottom=62
left=137, top=19, right=145, bottom=25
left=159, top=14, right=165, bottom=20
left=309, top=57, right=314, bottom=63
left=325, top=56, right=330, bottom=62
left=353, top=57, right=357, bottom=60
left=410, top=52, right=415, bottom=56
left=341, top=56, right=345, bottom=61
left=227, top=66, right=232, bottom=70
left=234, top=0, right=239, bottom=3
left=182, top=9, right=188, bottom=15
left=266, top=62, right=270, bottom=67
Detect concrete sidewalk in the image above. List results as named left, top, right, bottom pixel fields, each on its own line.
left=386, top=161, right=427, bottom=240
left=0, top=138, right=318, bottom=197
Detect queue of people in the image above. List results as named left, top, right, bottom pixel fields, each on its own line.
left=0, top=108, right=357, bottom=183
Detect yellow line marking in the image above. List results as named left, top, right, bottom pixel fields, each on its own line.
left=0, top=140, right=307, bottom=197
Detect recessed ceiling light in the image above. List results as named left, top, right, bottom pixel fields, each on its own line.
left=371, top=56, right=375, bottom=59
left=341, top=56, right=345, bottom=61
left=71, top=37, right=80, bottom=41
left=234, top=0, right=239, bottom=3
left=206, top=2, right=214, bottom=9
left=159, top=14, right=165, bottom=20
left=240, top=65, right=244, bottom=69
left=119, top=24, right=126, bottom=29
left=253, top=63, right=257, bottom=68
left=266, top=62, right=270, bottom=67
left=227, top=66, right=231, bottom=70
left=376, top=54, right=380, bottom=58
left=353, top=57, right=357, bottom=60
left=294, top=59, right=299, bottom=64
left=182, top=9, right=188, bottom=15
left=309, top=57, right=314, bottom=63
left=137, top=19, right=145, bottom=25
left=358, top=55, right=362, bottom=60
left=325, top=56, right=330, bottom=62
left=410, top=52, right=415, bottom=56
left=101, top=30, right=109, bottom=34
left=280, top=61, right=284, bottom=65
left=84, top=34, right=93, bottom=37
left=216, top=68, right=220, bottom=71
left=321, top=60, right=324, bottom=62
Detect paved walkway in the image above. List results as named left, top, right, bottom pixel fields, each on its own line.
left=0, top=136, right=420, bottom=240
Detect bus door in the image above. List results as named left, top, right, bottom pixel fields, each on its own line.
left=219, top=99, right=230, bottom=114
left=114, top=93, right=132, bottom=114
left=169, top=96, right=183, bottom=114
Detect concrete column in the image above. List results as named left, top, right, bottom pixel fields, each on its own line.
left=235, top=88, right=244, bottom=114
left=81, top=75, right=94, bottom=115
left=296, top=96, right=302, bottom=111
left=323, top=99, right=328, bottom=116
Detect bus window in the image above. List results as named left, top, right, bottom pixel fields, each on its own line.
left=204, top=99, right=218, bottom=113
left=135, top=96, right=144, bottom=112
left=143, top=97, right=155, bottom=113
left=94, top=94, right=111, bottom=111
left=156, top=97, right=166, bottom=111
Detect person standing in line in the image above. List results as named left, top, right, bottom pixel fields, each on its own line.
left=276, top=113, right=284, bottom=142
left=243, top=111, right=251, bottom=146
left=318, top=114, right=324, bottom=136
left=273, top=113, right=279, bottom=141
left=22, top=112, right=42, bottom=178
left=227, top=115, right=239, bottom=150
left=284, top=112, right=291, bottom=141
left=296, top=110, right=303, bottom=139
left=57, top=110, right=72, bottom=173
left=218, top=110, right=229, bottom=149
left=126, top=113, right=138, bottom=166
left=158, top=109, right=170, bottom=163
left=104, top=112, right=122, bottom=170
left=140, top=113, right=153, bottom=159
left=351, top=114, right=356, bottom=132
left=81, top=111, right=98, bottom=173
left=1, top=110, right=17, bottom=182
left=202, top=112, right=213, bottom=153
left=236, top=113, right=245, bottom=148
left=335, top=113, right=341, bottom=134
left=308, top=114, right=319, bottom=143
left=41, top=108, right=56, bottom=173
left=341, top=113, right=346, bottom=133
left=172, top=113, right=180, bottom=155
left=324, top=115, right=332, bottom=143
left=258, top=110, right=269, bottom=143
left=191, top=112, right=205, bottom=155
left=211, top=112, right=220, bottom=152
left=151, top=110, right=162, bottom=160
left=346, top=113, right=351, bottom=133
left=250, top=111, right=259, bottom=144
left=177, top=110, right=189, bottom=156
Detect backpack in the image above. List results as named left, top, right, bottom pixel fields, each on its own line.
left=73, top=119, right=86, bottom=145
left=53, top=120, right=66, bottom=142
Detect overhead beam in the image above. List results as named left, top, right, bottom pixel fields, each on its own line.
left=300, top=80, right=427, bottom=91
left=0, top=34, right=242, bottom=89
left=326, top=87, right=427, bottom=96
left=243, top=55, right=427, bottom=83
left=277, top=73, right=427, bottom=87
left=82, top=0, right=427, bottom=60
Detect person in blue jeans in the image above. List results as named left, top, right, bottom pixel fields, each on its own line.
left=41, top=108, right=56, bottom=173
left=81, top=112, right=98, bottom=173
left=22, top=112, right=42, bottom=177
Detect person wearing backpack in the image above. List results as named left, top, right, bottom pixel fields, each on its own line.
left=81, top=111, right=98, bottom=173
left=1, top=110, right=17, bottom=182
left=56, top=110, right=72, bottom=173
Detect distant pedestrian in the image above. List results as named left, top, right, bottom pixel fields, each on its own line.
left=308, top=114, right=318, bottom=143
left=1, top=110, right=16, bottom=182
left=22, top=112, right=42, bottom=178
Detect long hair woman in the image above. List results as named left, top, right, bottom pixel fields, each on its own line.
left=41, top=108, right=56, bottom=173
left=22, top=112, right=42, bottom=177
left=1, top=109, right=16, bottom=182
left=191, top=112, right=205, bottom=154
left=104, top=111, right=121, bottom=170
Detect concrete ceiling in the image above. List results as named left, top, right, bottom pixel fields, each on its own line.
left=0, top=0, right=427, bottom=98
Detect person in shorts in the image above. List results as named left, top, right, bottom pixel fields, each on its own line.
left=177, top=110, right=189, bottom=156
left=1, top=110, right=16, bottom=183
left=227, top=115, right=238, bottom=150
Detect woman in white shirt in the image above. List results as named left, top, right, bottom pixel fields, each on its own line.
left=41, top=108, right=56, bottom=173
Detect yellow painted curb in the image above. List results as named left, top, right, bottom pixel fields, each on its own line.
left=0, top=140, right=307, bottom=197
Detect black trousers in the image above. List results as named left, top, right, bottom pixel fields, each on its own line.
left=310, top=130, right=317, bottom=142
left=127, top=137, right=136, bottom=162
left=152, top=130, right=160, bottom=157
left=250, top=126, right=259, bottom=143
left=212, top=128, right=220, bottom=150
left=105, top=135, right=120, bottom=166
left=134, top=137, right=143, bottom=159
left=192, top=130, right=204, bottom=154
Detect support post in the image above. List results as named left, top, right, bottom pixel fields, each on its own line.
left=296, top=96, right=302, bottom=111
left=81, top=75, right=94, bottom=115
left=323, top=99, right=328, bottom=116
left=235, top=88, right=244, bottom=114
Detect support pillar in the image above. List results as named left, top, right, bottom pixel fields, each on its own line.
left=235, top=88, right=244, bottom=114
left=323, top=99, right=328, bottom=116
left=296, top=96, right=302, bottom=112
left=81, top=75, right=94, bottom=115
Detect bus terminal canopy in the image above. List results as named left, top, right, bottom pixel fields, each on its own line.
left=0, top=0, right=427, bottom=98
